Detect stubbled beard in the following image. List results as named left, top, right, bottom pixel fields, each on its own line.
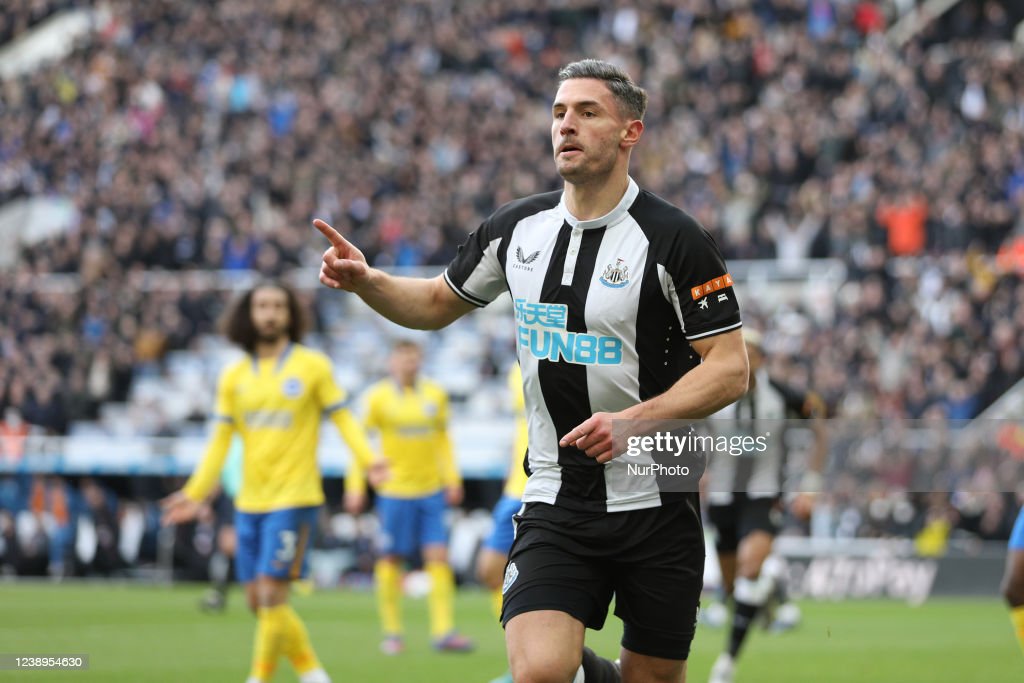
left=256, top=328, right=284, bottom=344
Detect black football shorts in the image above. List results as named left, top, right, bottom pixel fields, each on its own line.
left=500, top=497, right=705, bottom=660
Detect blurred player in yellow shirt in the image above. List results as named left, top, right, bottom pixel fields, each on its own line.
left=476, top=363, right=529, bottom=683
left=162, top=281, right=384, bottom=683
left=1004, top=505, right=1024, bottom=655
left=345, top=339, right=473, bottom=654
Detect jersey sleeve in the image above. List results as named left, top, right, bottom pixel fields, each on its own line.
left=211, top=364, right=237, bottom=425
left=665, top=226, right=742, bottom=341
left=361, top=386, right=382, bottom=433
left=183, top=368, right=238, bottom=502
left=443, top=216, right=507, bottom=307
left=432, top=387, right=461, bottom=488
left=313, top=355, right=351, bottom=415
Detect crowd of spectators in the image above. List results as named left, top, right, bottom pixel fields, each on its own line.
left=0, top=0, right=91, bottom=46
left=1, top=0, right=1023, bottom=552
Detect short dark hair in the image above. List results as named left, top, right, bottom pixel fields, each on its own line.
left=557, top=59, right=648, bottom=120
left=220, top=280, right=306, bottom=353
left=392, top=339, right=421, bottom=353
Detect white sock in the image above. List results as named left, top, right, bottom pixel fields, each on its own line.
left=298, top=669, right=331, bottom=683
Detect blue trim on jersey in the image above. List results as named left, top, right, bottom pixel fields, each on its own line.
left=1010, top=507, right=1024, bottom=551
left=235, top=506, right=319, bottom=583
left=482, top=495, right=522, bottom=554
left=376, top=491, right=447, bottom=558
left=322, top=398, right=351, bottom=415
left=274, top=343, right=294, bottom=373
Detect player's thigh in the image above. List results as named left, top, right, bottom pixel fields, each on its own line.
left=613, top=512, right=704, bottom=661
left=482, top=496, right=520, bottom=555
left=417, top=490, right=449, bottom=552
left=506, top=609, right=585, bottom=683
left=375, top=495, right=417, bottom=558
left=476, top=548, right=508, bottom=589
left=256, top=505, right=319, bottom=582
left=234, top=510, right=262, bottom=584
left=499, top=521, right=615, bottom=633
left=244, top=581, right=259, bottom=614
left=707, top=503, right=740, bottom=555
left=619, top=649, right=686, bottom=683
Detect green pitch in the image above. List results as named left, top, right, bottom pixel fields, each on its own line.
left=0, top=583, right=1020, bottom=682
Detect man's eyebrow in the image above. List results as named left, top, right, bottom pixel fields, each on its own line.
left=552, top=99, right=605, bottom=111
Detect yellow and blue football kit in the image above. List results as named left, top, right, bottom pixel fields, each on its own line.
left=348, top=376, right=464, bottom=644
left=349, top=377, right=460, bottom=556
left=182, top=343, right=378, bottom=682
left=184, top=343, right=377, bottom=581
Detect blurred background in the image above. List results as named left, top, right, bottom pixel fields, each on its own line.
left=1, top=0, right=1023, bottom=660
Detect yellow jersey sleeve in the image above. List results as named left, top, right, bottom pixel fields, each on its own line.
left=183, top=364, right=239, bottom=502
left=432, top=385, right=460, bottom=488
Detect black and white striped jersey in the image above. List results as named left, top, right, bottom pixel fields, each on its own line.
left=445, top=178, right=742, bottom=512
left=705, top=368, right=789, bottom=504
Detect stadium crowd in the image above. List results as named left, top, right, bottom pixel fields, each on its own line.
left=1, top=0, right=1024, bottom=573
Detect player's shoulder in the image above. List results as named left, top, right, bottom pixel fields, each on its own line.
left=364, top=378, right=394, bottom=400
left=418, top=377, right=449, bottom=400
left=220, top=355, right=251, bottom=382
left=288, top=344, right=334, bottom=374
left=630, top=188, right=706, bottom=238
left=485, top=190, right=562, bottom=232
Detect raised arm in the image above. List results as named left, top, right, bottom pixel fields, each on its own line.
left=314, top=219, right=475, bottom=330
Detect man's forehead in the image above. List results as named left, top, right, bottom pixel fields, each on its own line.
left=553, top=78, right=613, bottom=107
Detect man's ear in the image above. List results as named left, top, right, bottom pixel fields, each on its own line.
left=621, top=119, right=644, bottom=149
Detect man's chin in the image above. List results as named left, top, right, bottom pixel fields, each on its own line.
left=256, top=332, right=284, bottom=344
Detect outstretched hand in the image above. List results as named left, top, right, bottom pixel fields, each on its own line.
left=159, top=491, right=203, bottom=526
left=314, top=219, right=371, bottom=292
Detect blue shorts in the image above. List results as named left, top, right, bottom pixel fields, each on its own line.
left=235, top=506, right=319, bottom=583
left=376, top=491, right=447, bottom=558
left=1010, top=507, right=1024, bottom=551
left=482, top=495, right=522, bottom=554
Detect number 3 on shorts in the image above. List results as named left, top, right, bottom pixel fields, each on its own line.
left=276, top=530, right=297, bottom=562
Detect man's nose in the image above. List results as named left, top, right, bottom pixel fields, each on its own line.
left=559, top=112, right=577, bottom=136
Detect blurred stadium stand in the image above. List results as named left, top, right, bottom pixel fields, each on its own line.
left=1, top=0, right=1023, bottom=585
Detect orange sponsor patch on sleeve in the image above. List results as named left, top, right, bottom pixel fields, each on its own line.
left=690, top=273, right=733, bottom=300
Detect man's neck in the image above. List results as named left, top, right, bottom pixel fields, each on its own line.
left=254, top=337, right=289, bottom=360
left=562, top=172, right=630, bottom=222
left=394, top=375, right=416, bottom=389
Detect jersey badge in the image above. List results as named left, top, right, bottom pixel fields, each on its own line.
left=598, top=259, right=630, bottom=288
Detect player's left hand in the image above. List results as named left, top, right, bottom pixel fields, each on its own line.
left=790, top=492, right=817, bottom=521
left=560, top=412, right=620, bottom=464
left=367, top=459, right=390, bottom=488
left=159, top=491, right=203, bottom=526
left=445, top=485, right=464, bottom=506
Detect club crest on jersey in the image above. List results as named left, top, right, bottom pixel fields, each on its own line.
left=502, top=562, right=519, bottom=594
left=282, top=378, right=304, bottom=398
left=599, top=259, right=630, bottom=288
left=513, top=246, right=542, bottom=271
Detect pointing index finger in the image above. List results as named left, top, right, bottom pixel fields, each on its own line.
left=313, top=218, right=345, bottom=249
